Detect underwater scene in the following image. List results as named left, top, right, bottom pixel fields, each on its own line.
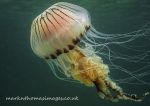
left=0, top=0, right=150, bottom=106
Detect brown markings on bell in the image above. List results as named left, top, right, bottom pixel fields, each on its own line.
left=51, top=7, right=75, bottom=21
left=45, top=56, right=50, bottom=60
left=55, top=5, right=76, bottom=14
left=68, top=44, right=74, bottom=50
left=39, top=15, right=47, bottom=38
left=85, top=25, right=90, bottom=31
left=72, top=38, right=80, bottom=45
left=56, top=49, right=62, bottom=56
left=63, top=48, right=69, bottom=53
left=50, top=54, right=57, bottom=59
left=80, top=33, right=84, bottom=38
left=45, top=12, right=57, bottom=30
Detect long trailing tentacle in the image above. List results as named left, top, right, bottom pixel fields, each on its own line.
left=80, top=23, right=150, bottom=85
left=93, top=77, right=149, bottom=102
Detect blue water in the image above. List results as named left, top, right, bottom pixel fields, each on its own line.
left=0, top=0, right=150, bottom=106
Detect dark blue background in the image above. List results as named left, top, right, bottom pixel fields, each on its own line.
left=0, top=0, right=150, bottom=106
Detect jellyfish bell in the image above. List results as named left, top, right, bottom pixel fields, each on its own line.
left=30, top=2, right=150, bottom=102
left=30, top=2, right=91, bottom=59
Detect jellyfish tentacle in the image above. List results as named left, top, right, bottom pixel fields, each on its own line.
left=68, top=47, right=149, bottom=102
left=104, top=78, right=149, bottom=101
left=93, top=78, right=116, bottom=101
left=30, top=2, right=150, bottom=102
left=94, top=77, right=148, bottom=102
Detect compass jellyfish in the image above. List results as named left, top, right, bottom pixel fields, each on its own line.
left=30, top=2, right=150, bottom=102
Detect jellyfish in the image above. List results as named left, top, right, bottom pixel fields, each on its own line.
left=30, top=2, right=150, bottom=102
